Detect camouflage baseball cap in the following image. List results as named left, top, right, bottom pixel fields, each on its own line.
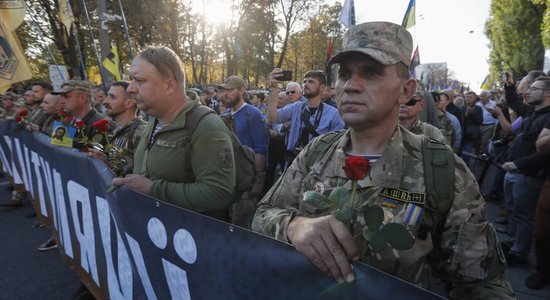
left=328, top=21, right=413, bottom=67
left=51, top=80, right=92, bottom=95
left=217, top=76, right=247, bottom=90
left=1, top=92, right=18, bottom=100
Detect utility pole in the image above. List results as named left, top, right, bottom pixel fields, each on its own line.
left=97, top=0, right=113, bottom=86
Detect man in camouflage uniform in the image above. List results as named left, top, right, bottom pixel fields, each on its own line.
left=253, top=22, right=515, bottom=299
left=88, top=81, right=146, bottom=171
left=399, top=86, right=445, bottom=143
left=0, top=92, right=17, bottom=119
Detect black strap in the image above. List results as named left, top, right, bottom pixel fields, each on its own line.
left=298, top=103, right=324, bottom=146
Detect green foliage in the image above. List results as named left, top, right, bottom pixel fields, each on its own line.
left=485, top=0, right=546, bottom=78
left=531, top=0, right=550, bottom=47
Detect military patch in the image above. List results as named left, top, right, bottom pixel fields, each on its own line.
left=0, top=24, right=18, bottom=80
left=381, top=199, right=397, bottom=208
left=218, top=148, right=232, bottom=172
left=382, top=207, right=394, bottom=224
left=380, top=187, right=425, bottom=205
left=403, top=203, right=423, bottom=228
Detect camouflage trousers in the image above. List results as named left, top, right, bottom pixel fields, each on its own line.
left=231, top=192, right=259, bottom=229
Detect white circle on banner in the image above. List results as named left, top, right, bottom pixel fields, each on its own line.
left=174, top=229, right=197, bottom=264
left=147, top=217, right=167, bottom=249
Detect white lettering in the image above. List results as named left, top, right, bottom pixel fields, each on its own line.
left=147, top=218, right=167, bottom=249
left=126, top=234, right=157, bottom=300
left=40, top=158, right=55, bottom=217
left=68, top=180, right=97, bottom=283
left=97, top=196, right=132, bottom=300
left=14, top=138, right=30, bottom=188
left=0, top=136, right=12, bottom=175
left=54, top=170, right=74, bottom=258
left=31, top=151, right=46, bottom=216
left=162, top=259, right=191, bottom=300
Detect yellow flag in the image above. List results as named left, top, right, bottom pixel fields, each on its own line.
left=102, top=45, right=122, bottom=81
left=0, top=3, right=32, bottom=93
left=59, top=0, right=75, bottom=36
left=0, top=0, right=26, bottom=30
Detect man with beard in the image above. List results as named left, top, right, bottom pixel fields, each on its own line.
left=501, top=75, right=550, bottom=266
left=267, top=70, right=344, bottom=164
left=219, top=75, right=269, bottom=228
left=88, top=81, right=147, bottom=170
left=30, top=82, right=52, bottom=127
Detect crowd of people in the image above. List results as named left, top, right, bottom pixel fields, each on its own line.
left=0, top=20, right=549, bottom=299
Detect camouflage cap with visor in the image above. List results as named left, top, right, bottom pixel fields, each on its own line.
left=217, top=76, right=247, bottom=90
left=51, top=80, right=92, bottom=95
left=328, top=21, right=413, bottom=68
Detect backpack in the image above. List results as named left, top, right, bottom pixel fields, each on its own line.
left=185, top=105, right=257, bottom=203
left=302, top=130, right=455, bottom=242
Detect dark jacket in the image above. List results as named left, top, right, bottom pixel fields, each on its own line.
left=505, top=85, right=550, bottom=178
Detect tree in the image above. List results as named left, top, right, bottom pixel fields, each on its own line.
left=485, top=0, right=546, bottom=78
left=532, top=0, right=550, bottom=47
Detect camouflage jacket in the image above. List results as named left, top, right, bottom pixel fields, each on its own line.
left=436, top=109, right=454, bottom=147
left=111, top=117, right=147, bottom=153
left=409, top=118, right=445, bottom=143
left=252, top=126, right=515, bottom=299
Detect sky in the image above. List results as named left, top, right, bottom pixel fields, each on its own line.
left=191, top=0, right=493, bottom=92
left=351, top=0, right=492, bottom=92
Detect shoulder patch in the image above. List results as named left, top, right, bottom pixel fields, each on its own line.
left=218, top=148, right=233, bottom=172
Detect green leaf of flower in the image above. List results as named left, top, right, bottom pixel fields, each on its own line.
left=364, top=228, right=386, bottom=253
left=93, top=134, right=103, bottom=143
left=335, top=206, right=352, bottom=222
left=381, top=223, right=415, bottom=250
left=361, top=187, right=380, bottom=204
left=329, top=187, right=349, bottom=209
left=303, top=191, right=332, bottom=209
left=363, top=205, right=384, bottom=230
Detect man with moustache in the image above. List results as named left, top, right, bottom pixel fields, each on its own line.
left=267, top=70, right=344, bottom=164
left=254, top=21, right=514, bottom=299
left=218, top=75, right=269, bottom=227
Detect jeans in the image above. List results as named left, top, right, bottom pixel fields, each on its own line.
left=503, top=172, right=545, bottom=258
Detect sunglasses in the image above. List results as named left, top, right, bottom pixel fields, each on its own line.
left=286, top=90, right=297, bottom=95
left=405, top=98, right=422, bottom=106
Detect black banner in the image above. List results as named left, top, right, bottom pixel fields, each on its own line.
left=0, top=120, right=444, bottom=299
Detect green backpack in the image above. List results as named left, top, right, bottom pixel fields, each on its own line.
left=184, top=105, right=257, bottom=203
left=302, top=130, right=455, bottom=242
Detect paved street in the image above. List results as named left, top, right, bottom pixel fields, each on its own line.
left=0, top=162, right=549, bottom=299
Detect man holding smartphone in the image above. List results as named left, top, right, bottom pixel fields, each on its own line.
left=267, top=69, right=345, bottom=164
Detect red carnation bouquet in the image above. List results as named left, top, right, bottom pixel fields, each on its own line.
left=14, top=109, right=30, bottom=130
left=91, top=119, right=112, bottom=152
left=303, top=156, right=414, bottom=254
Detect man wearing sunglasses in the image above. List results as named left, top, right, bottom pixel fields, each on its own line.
left=285, top=82, right=305, bottom=103
left=399, top=88, right=445, bottom=143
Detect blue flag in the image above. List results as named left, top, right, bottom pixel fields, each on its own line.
left=402, top=0, right=416, bottom=29
left=339, top=0, right=356, bottom=28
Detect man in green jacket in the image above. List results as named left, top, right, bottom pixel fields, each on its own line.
left=112, top=46, right=236, bottom=220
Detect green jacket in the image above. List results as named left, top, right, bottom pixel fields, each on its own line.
left=133, top=100, right=235, bottom=213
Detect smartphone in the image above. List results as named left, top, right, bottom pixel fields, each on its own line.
left=280, top=70, right=293, bottom=81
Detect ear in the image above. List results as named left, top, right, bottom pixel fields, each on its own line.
left=125, top=98, right=137, bottom=109
left=165, top=77, right=179, bottom=96
left=399, top=79, right=417, bottom=104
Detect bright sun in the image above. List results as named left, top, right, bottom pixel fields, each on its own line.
left=190, top=0, right=235, bottom=25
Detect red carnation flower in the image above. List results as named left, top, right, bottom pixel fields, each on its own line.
left=93, top=119, right=109, bottom=133
left=75, top=120, right=85, bottom=129
left=18, top=109, right=28, bottom=117
left=342, top=156, right=370, bottom=181
left=15, top=116, right=22, bottom=123
left=66, top=116, right=74, bottom=122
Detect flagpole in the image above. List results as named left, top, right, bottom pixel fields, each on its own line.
left=116, top=0, right=134, bottom=59
left=71, top=25, right=88, bottom=80
left=81, top=0, right=108, bottom=93
left=23, top=1, right=66, bottom=81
